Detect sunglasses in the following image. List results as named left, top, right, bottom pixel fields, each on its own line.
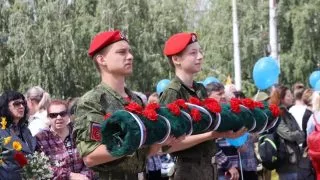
left=48, top=111, right=68, bottom=119
left=12, top=101, right=26, bottom=107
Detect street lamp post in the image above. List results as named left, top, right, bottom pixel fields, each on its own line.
left=232, top=0, right=242, bottom=90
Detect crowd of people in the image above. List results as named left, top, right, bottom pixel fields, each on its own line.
left=0, top=29, right=319, bottom=180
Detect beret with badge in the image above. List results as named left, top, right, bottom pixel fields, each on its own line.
left=163, top=32, right=198, bottom=56
left=88, top=30, right=127, bottom=57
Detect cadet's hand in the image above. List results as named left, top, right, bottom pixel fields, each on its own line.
left=226, top=167, right=239, bottom=180
left=148, top=135, right=186, bottom=157
left=69, top=172, right=89, bottom=180
left=163, top=135, right=186, bottom=146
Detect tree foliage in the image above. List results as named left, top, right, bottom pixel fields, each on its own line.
left=0, top=0, right=191, bottom=98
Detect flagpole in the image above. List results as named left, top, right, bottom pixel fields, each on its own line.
left=232, top=0, right=242, bottom=90
left=269, top=0, right=279, bottom=67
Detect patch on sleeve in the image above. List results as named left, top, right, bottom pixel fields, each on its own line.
left=90, top=122, right=102, bottom=142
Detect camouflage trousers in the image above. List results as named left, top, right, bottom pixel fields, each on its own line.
left=173, top=157, right=217, bottom=180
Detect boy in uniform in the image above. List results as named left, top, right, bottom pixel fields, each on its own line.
left=74, top=30, right=170, bottom=180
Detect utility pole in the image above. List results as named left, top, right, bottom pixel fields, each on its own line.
left=269, top=0, right=279, bottom=65
left=232, top=0, right=241, bottom=90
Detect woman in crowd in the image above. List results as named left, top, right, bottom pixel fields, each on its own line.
left=25, top=86, right=51, bottom=136
left=269, top=85, right=304, bottom=180
left=159, top=32, right=245, bottom=180
left=301, top=88, right=313, bottom=148
left=0, top=90, right=37, bottom=179
left=205, top=82, right=226, bottom=103
left=289, top=83, right=305, bottom=131
left=36, top=100, right=95, bottom=180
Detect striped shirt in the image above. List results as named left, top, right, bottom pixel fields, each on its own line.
left=239, top=135, right=258, bottom=171
left=36, top=126, right=95, bottom=180
left=146, top=155, right=162, bottom=171
left=215, top=138, right=239, bottom=172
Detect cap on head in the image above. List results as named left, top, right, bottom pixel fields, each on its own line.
left=163, top=32, right=197, bottom=56
left=88, top=30, right=127, bottom=57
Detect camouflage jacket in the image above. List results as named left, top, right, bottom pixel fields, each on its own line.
left=159, top=76, right=217, bottom=158
left=73, top=83, right=149, bottom=175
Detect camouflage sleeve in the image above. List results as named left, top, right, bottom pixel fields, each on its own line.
left=197, top=83, right=208, bottom=99
left=159, top=88, right=180, bottom=105
left=73, top=97, right=103, bottom=157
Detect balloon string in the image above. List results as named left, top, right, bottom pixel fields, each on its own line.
left=238, top=151, right=244, bottom=180
left=254, top=89, right=260, bottom=101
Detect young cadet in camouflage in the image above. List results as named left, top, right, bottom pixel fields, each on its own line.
left=160, top=32, right=246, bottom=180
left=73, top=30, right=169, bottom=180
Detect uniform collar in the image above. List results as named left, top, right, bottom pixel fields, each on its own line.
left=99, top=82, right=139, bottom=106
left=173, top=76, right=198, bottom=93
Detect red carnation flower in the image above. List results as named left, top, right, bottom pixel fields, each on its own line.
left=145, top=103, right=160, bottom=111
left=269, top=104, right=280, bottom=117
left=230, top=98, right=241, bottom=113
left=241, top=98, right=255, bottom=110
left=125, top=102, right=143, bottom=114
left=14, top=152, right=28, bottom=167
left=203, top=98, right=222, bottom=113
left=203, top=98, right=218, bottom=105
left=167, top=103, right=181, bottom=116
left=205, top=103, right=222, bottom=113
left=254, top=101, right=264, bottom=109
left=190, top=109, right=201, bottom=122
left=189, top=97, right=202, bottom=106
left=103, top=113, right=112, bottom=120
left=174, top=99, right=188, bottom=109
left=142, top=109, right=158, bottom=121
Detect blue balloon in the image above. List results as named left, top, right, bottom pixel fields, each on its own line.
left=309, top=71, right=320, bottom=88
left=203, top=77, right=220, bottom=86
left=253, top=56, right=280, bottom=90
left=226, top=133, right=249, bottom=147
left=314, top=79, right=320, bottom=91
left=156, top=79, right=170, bottom=95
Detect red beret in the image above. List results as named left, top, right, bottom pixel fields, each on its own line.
left=88, top=30, right=127, bottom=57
left=163, top=32, right=198, bottom=56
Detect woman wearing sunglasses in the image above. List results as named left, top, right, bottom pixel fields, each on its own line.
left=0, top=90, right=37, bottom=179
left=36, top=100, right=95, bottom=180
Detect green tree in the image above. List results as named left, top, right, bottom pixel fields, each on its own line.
left=2, top=0, right=320, bottom=98
left=278, top=0, right=320, bottom=86
left=195, top=0, right=269, bottom=96
left=0, top=0, right=192, bottom=97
